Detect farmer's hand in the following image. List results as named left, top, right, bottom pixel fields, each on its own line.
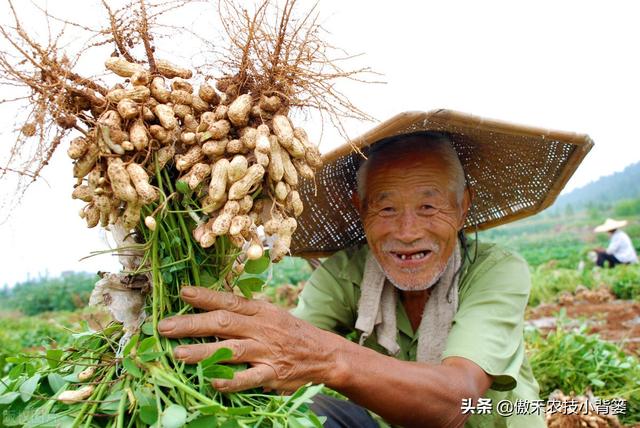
left=157, top=286, right=343, bottom=392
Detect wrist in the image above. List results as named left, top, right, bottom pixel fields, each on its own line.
left=318, top=331, right=355, bottom=390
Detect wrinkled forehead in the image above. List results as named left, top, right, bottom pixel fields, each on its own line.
left=365, top=139, right=456, bottom=179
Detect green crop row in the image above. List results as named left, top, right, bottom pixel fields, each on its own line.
left=529, top=263, right=640, bottom=306
left=526, top=316, right=640, bottom=425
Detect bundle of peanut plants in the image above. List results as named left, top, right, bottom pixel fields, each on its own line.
left=0, top=0, right=375, bottom=426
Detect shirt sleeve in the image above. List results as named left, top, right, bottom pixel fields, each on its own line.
left=607, top=234, right=621, bottom=254
left=607, top=233, right=622, bottom=255
left=290, top=252, right=358, bottom=333
left=441, top=250, right=530, bottom=392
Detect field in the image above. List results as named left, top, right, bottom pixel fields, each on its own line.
left=1, top=205, right=639, bottom=426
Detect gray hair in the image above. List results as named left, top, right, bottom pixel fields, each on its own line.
left=355, top=132, right=466, bottom=204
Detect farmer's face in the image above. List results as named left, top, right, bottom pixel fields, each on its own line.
left=356, top=146, right=470, bottom=291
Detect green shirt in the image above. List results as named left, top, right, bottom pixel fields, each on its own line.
left=292, top=241, right=545, bottom=428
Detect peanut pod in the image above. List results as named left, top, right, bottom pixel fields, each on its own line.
left=156, top=146, right=175, bottom=170
left=255, top=124, right=271, bottom=153
left=156, top=59, right=192, bottom=79
left=150, top=77, right=171, bottom=103
left=73, top=142, right=100, bottom=178
left=171, top=78, right=193, bottom=93
left=170, top=90, right=193, bottom=106
left=123, top=202, right=142, bottom=230
left=176, top=146, right=204, bottom=172
left=228, top=155, right=248, bottom=183
left=274, top=181, right=288, bottom=201
left=105, top=58, right=145, bottom=77
left=240, top=127, right=257, bottom=149
left=198, top=83, right=220, bottom=105
left=68, top=137, right=89, bottom=160
left=286, top=190, right=304, bottom=216
left=84, top=204, right=100, bottom=228
left=259, top=95, right=281, bottom=113
left=209, top=158, right=230, bottom=202
left=226, top=139, right=244, bottom=154
left=131, top=71, right=151, bottom=86
left=238, top=195, right=253, bottom=214
left=202, top=139, right=228, bottom=157
left=268, top=136, right=284, bottom=182
left=227, top=94, right=252, bottom=127
left=127, top=163, right=158, bottom=204
left=294, top=127, right=322, bottom=168
left=107, top=158, right=138, bottom=203
left=293, top=158, right=315, bottom=180
left=116, top=98, right=139, bottom=120
left=228, top=164, right=265, bottom=200
left=272, top=115, right=294, bottom=148
left=229, top=215, right=251, bottom=236
left=124, top=86, right=150, bottom=103
left=129, top=120, right=149, bottom=151
left=72, top=185, right=94, bottom=202
left=281, top=150, right=299, bottom=186
left=154, top=104, right=178, bottom=130
left=187, top=163, right=212, bottom=190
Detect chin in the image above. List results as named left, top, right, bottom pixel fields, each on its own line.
left=385, top=270, right=442, bottom=291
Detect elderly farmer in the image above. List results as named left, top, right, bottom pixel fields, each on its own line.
left=158, top=111, right=592, bottom=427
left=593, top=218, right=639, bottom=268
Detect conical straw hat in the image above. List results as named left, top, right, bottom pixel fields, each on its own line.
left=291, top=109, right=593, bottom=257
left=594, top=218, right=628, bottom=233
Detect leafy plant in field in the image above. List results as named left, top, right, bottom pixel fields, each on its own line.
left=609, top=265, right=640, bottom=300
left=526, top=317, right=640, bottom=424
left=528, top=265, right=591, bottom=306
left=0, top=314, right=73, bottom=374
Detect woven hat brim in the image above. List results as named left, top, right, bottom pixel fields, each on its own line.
left=594, top=219, right=628, bottom=233
left=291, top=109, right=593, bottom=257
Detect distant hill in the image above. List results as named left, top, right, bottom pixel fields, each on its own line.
left=550, top=161, right=640, bottom=213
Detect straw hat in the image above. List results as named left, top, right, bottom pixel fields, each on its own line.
left=594, top=218, right=628, bottom=233
left=291, top=109, right=593, bottom=257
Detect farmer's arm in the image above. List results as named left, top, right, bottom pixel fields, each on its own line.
left=158, top=287, right=490, bottom=428
left=158, top=248, right=530, bottom=427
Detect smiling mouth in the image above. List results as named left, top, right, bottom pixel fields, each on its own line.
left=389, top=250, right=431, bottom=261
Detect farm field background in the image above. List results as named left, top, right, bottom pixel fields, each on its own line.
left=1, top=163, right=640, bottom=426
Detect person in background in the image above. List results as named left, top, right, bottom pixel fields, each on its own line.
left=593, top=218, right=639, bottom=268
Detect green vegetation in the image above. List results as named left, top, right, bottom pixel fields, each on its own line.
left=0, top=312, right=76, bottom=374
left=526, top=317, right=640, bottom=424
left=0, top=272, right=98, bottom=315
left=610, top=265, right=640, bottom=300
left=529, top=263, right=640, bottom=306
left=614, top=198, right=640, bottom=217
left=263, top=256, right=312, bottom=286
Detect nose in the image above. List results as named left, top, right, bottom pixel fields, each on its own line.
left=393, top=209, right=424, bottom=243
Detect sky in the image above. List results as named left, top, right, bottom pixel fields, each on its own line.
left=1, top=0, right=639, bottom=287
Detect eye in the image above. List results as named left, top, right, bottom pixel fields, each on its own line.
left=420, top=204, right=437, bottom=214
left=379, top=206, right=396, bottom=216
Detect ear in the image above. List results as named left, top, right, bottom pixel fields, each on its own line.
left=457, top=186, right=473, bottom=230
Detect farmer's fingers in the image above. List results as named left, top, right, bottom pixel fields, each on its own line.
left=158, top=311, right=252, bottom=339
left=173, top=339, right=259, bottom=364
left=212, top=365, right=277, bottom=393
left=180, top=286, right=263, bottom=316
